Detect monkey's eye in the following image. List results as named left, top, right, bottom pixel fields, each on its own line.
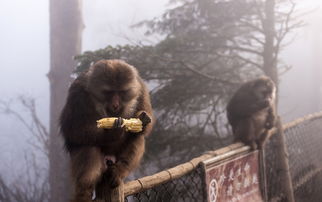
left=120, top=89, right=135, bottom=101
left=120, top=90, right=130, bottom=95
left=103, top=90, right=114, bottom=97
left=264, top=90, right=271, bottom=95
left=262, top=90, right=272, bottom=98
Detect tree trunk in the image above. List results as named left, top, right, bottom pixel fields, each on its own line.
left=262, top=0, right=295, bottom=201
left=48, top=1, right=83, bottom=201
left=262, top=0, right=277, bottom=82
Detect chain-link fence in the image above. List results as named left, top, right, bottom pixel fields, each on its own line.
left=266, top=112, right=322, bottom=201
left=123, top=144, right=247, bottom=202
left=123, top=112, right=322, bottom=202
left=125, top=165, right=206, bottom=202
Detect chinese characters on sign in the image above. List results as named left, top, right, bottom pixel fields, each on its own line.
left=203, top=151, right=263, bottom=202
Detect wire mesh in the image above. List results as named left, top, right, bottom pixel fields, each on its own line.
left=125, top=165, right=206, bottom=202
left=266, top=115, right=322, bottom=202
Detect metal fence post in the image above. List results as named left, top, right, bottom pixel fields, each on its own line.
left=274, top=117, right=295, bottom=202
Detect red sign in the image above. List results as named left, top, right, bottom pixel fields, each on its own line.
left=203, top=151, right=263, bottom=202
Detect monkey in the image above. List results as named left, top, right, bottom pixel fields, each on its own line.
left=59, top=59, right=154, bottom=202
left=226, top=76, right=276, bottom=150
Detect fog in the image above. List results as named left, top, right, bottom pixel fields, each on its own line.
left=0, top=0, right=168, bottom=182
left=0, top=0, right=50, bottom=180
left=0, top=0, right=322, bottom=199
left=279, top=1, right=322, bottom=120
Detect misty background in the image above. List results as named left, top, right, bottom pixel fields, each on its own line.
left=0, top=0, right=321, bottom=200
left=0, top=0, right=169, bottom=181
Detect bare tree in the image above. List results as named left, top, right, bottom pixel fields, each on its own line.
left=0, top=97, right=49, bottom=202
left=261, top=0, right=295, bottom=201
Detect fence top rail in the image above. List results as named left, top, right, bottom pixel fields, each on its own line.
left=282, top=111, right=322, bottom=130
left=268, top=111, right=322, bottom=137
left=124, top=111, right=322, bottom=197
left=124, top=143, right=250, bottom=196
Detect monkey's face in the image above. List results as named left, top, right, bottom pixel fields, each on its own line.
left=99, top=87, right=139, bottom=116
left=87, top=60, right=140, bottom=116
left=253, top=78, right=276, bottom=104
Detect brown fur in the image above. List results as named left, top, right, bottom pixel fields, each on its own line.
left=60, top=60, right=154, bottom=202
left=226, top=76, right=276, bottom=150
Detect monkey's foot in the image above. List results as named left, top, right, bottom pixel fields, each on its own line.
left=101, top=166, right=122, bottom=188
left=108, top=169, right=122, bottom=188
left=110, top=166, right=122, bottom=188
left=250, top=142, right=258, bottom=150
left=93, top=199, right=104, bottom=202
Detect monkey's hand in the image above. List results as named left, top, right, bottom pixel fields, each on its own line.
left=265, top=118, right=274, bottom=129
left=265, top=108, right=275, bottom=129
left=138, top=111, right=152, bottom=127
left=113, top=117, right=124, bottom=128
